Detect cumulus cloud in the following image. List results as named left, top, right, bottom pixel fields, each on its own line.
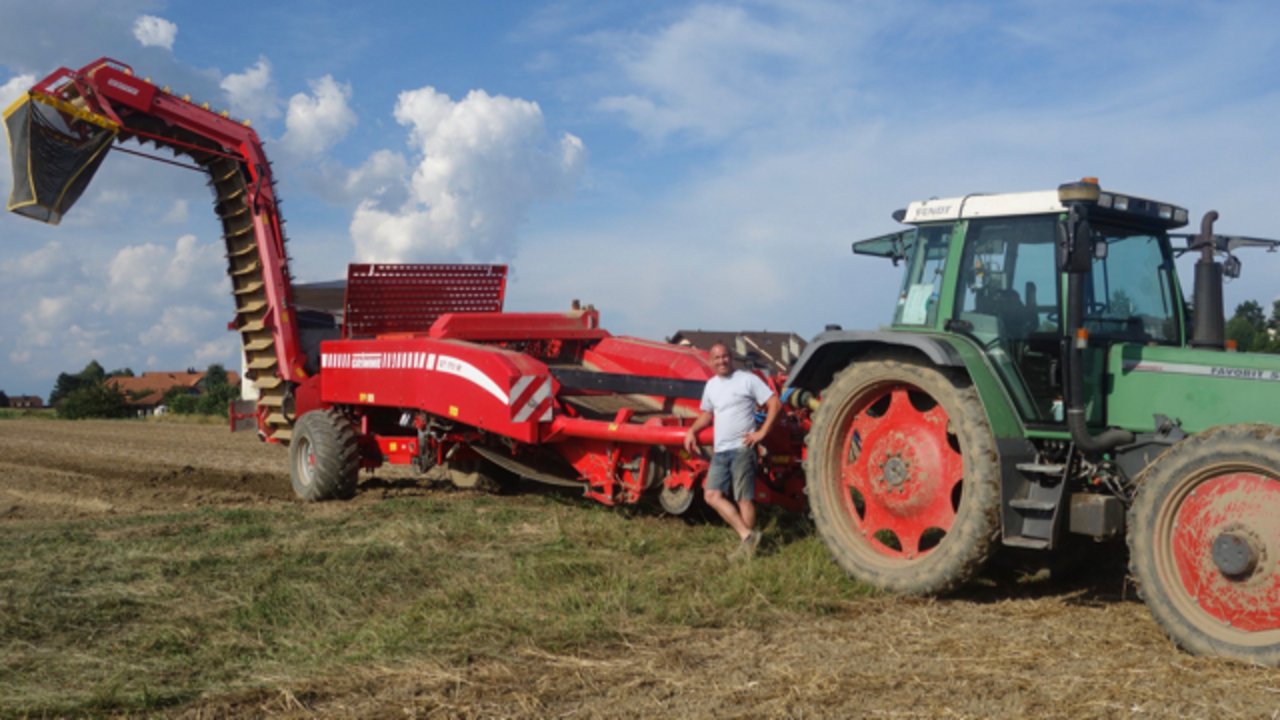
left=350, top=87, right=585, bottom=262
left=220, top=57, right=281, bottom=122
left=344, top=149, right=410, bottom=205
left=2, top=241, right=67, bottom=279
left=282, top=75, right=356, bottom=156
left=139, top=306, right=218, bottom=346
left=162, top=199, right=189, bottom=224
left=133, top=15, right=177, bottom=50
left=102, top=234, right=225, bottom=315
left=1, top=73, right=35, bottom=187
left=594, top=4, right=834, bottom=143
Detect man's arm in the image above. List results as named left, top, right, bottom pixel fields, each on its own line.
left=744, top=394, right=781, bottom=447
left=684, top=410, right=713, bottom=454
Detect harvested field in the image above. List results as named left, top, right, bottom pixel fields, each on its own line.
left=1, top=418, right=1278, bottom=718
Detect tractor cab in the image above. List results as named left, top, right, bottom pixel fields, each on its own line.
left=855, top=181, right=1190, bottom=427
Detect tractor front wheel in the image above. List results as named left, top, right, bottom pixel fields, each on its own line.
left=289, top=409, right=360, bottom=501
left=805, top=357, right=1001, bottom=595
left=1129, top=424, right=1280, bottom=666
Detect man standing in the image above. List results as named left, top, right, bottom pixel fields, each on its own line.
left=683, top=342, right=781, bottom=561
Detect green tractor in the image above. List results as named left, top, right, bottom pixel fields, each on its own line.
left=786, top=178, right=1280, bottom=665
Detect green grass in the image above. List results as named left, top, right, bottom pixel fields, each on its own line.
left=0, top=408, right=55, bottom=420
left=0, top=493, right=869, bottom=716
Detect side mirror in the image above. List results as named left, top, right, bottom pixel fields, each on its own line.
left=1056, top=204, right=1095, bottom=273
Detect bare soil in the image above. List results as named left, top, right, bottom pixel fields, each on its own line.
left=3, top=419, right=1278, bottom=718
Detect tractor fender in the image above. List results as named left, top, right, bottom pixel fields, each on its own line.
left=786, top=329, right=1024, bottom=440
left=786, top=330, right=964, bottom=394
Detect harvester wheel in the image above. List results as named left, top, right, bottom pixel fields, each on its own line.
left=289, top=409, right=360, bottom=501
left=805, top=357, right=1000, bottom=595
left=1128, top=424, right=1280, bottom=666
left=659, top=483, right=696, bottom=515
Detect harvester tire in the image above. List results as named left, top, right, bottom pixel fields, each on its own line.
left=805, top=357, right=1000, bottom=595
left=1128, top=424, right=1280, bottom=666
left=289, top=409, right=360, bottom=501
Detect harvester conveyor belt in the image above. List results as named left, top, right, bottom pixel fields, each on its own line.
left=469, top=444, right=585, bottom=489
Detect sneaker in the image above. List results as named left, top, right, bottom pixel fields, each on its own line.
left=728, top=530, right=762, bottom=562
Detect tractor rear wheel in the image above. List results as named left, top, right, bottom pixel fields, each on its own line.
left=1129, top=424, right=1280, bottom=666
left=289, top=409, right=360, bottom=501
left=805, top=357, right=1000, bottom=595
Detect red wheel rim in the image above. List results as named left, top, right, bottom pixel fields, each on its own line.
left=837, top=383, right=962, bottom=559
left=1167, top=472, right=1280, bottom=634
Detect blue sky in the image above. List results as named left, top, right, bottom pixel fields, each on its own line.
left=2, top=0, right=1280, bottom=396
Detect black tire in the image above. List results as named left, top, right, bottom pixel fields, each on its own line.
left=289, top=409, right=360, bottom=501
left=1128, top=424, right=1280, bottom=666
left=805, top=357, right=1001, bottom=595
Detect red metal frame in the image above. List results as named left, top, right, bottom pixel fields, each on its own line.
left=13, top=57, right=810, bottom=515
left=25, top=58, right=306, bottom=402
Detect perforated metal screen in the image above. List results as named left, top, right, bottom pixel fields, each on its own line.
left=342, top=263, right=508, bottom=337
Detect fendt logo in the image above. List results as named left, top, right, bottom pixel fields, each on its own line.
left=106, top=78, right=140, bottom=96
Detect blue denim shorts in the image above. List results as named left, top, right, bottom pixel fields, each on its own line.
left=706, top=447, right=756, bottom=502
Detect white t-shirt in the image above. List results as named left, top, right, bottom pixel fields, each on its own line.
left=700, top=370, right=775, bottom=452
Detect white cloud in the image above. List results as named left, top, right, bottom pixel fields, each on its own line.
left=350, top=86, right=585, bottom=262
left=162, top=199, right=189, bottom=224
left=133, top=15, right=177, bottom=51
left=593, top=3, right=856, bottom=143
left=282, top=75, right=357, bottom=157
left=0, top=73, right=33, bottom=107
left=102, top=234, right=225, bottom=315
left=139, top=306, right=218, bottom=346
left=344, top=149, right=410, bottom=204
left=3, top=241, right=66, bottom=279
left=220, top=56, right=281, bottom=121
left=0, top=73, right=35, bottom=189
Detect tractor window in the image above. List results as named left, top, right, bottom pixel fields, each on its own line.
left=894, top=225, right=952, bottom=326
left=954, top=215, right=1061, bottom=423
left=1085, top=232, right=1177, bottom=342
left=956, top=216, right=1058, bottom=343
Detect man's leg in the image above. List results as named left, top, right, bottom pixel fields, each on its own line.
left=705, top=452, right=752, bottom=541
left=731, top=447, right=757, bottom=533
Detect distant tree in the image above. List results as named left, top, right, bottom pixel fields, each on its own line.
left=197, top=363, right=238, bottom=416
left=1237, top=300, right=1266, bottom=328
left=107, top=367, right=135, bottom=378
left=49, top=359, right=110, bottom=406
left=161, top=386, right=200, bottom=414
left=1226, top=300, right=1280, bottom=353
left=58, top=383, right=130, bottom=419
left=160, top=364, right=239, bottom=417
left=203, top=364, right=229, bottom=389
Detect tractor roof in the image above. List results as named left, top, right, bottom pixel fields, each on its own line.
left=897, top=180, right=1189, bottom=229
left=901, top=190, right=1064, bottom=224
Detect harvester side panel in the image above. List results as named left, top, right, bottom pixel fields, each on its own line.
left=320, top=337, right=557, bottom=444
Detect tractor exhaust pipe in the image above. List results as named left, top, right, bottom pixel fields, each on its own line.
left=1056, top=195, right=1134, bottom=456
left=1064, top=272, right=1135, bottom=456
left=1190, top=211, right=1225, bottom=350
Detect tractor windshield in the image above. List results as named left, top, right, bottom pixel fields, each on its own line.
left=1084, top=229, right=1180, bottom=343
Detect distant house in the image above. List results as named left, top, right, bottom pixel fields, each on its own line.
left=107, top=370, right=240, bottom=414
left=8, top=395, right=44, bottom=410
left=668, top=330, right=808, bottom=373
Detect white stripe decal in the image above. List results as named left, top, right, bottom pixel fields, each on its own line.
left=435, top=354, right=508, bottom=403
left=513, top=378, right=552, bottom=422
left=509, top=375, right=535, bottom=404
left=1123, top=359, right=1280, bottom=382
